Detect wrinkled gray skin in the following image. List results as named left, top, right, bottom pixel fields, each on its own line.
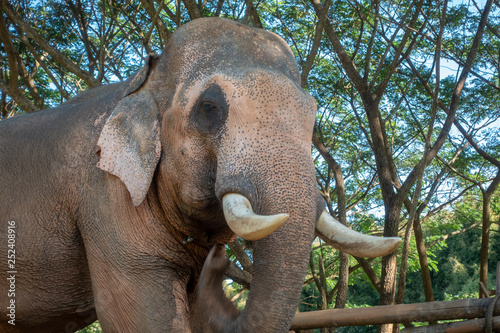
left=0, top=18, right=323, bottom=332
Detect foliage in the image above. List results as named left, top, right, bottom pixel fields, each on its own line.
left=77, top=321, right=102, bottom=333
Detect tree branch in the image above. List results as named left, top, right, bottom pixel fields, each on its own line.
left=426, top=221, right=482, bottom=250
left=396, top=0, right=495, bottom=206
left=182, top=0, right=202, bottom=20
left=0, top=11, right=37, bottom=113
left=310, top=0, right=368, bottom=94
left=243, top=0, right=263, bottom=28
left=2, top=1, right=100, bottom=87
left=301, top=0, right=331, bottom=88
left=139, top=0, right=172, bottom=46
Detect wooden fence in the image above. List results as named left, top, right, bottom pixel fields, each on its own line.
left=291, top=262, right=500, bottom=332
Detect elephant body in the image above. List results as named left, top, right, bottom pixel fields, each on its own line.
left=0, top=18, right=399, bottom=333
left=0, top=18, right=320, bottom=333
left=0, top=80, right=198, bottom=332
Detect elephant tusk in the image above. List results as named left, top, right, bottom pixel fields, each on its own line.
left=315, top=210, right=401, bottom=258
left=222, top=193, right=289, bottom=241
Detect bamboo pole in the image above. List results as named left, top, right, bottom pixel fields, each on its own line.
left=290, top=298, right=500, bottom=330
left=402, top=316, right=500, bottom=332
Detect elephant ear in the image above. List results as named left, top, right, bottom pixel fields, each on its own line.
left=97, top=54, right=161, bottom=207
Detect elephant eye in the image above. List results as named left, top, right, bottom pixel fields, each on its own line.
left=190, top=83, right=228, bottom=135
left=201, top=101, right=219, bottom=115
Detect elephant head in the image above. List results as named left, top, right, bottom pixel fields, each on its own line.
left=96, top=17, right=399, bottom=332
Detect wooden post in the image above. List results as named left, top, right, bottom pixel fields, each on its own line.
left=290, top=298, right=500, bottom=330
left=480, top=281, right=490, bottom=297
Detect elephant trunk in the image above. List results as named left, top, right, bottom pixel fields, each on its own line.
left=242, top=199, right=319, bottom=332
left=199, top=153, right=321, bottom=332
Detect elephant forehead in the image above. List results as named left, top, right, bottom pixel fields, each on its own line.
left=160, top=18, right=301, bottom=85
left=227, top=72, right=316, bottom=127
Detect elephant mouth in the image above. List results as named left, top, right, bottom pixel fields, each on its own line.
left=222, top=192, right=401, bottom=258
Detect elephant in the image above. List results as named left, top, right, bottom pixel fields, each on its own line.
left=0, top=17, right=400, bottom=333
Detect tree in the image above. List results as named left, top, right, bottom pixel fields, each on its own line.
left=1, top=1, right=499, bottom=332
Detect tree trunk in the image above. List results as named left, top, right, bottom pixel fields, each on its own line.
left=479, top=171, right=500, bottom=297
left=413, top=216, right=434, bottom=302
left=378, top=205, right=401, bottom=333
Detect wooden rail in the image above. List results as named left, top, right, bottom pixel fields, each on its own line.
left=290, top=297, right=500, bottom=330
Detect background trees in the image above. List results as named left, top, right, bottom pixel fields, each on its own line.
left=1, top=0, right=499, bottom=331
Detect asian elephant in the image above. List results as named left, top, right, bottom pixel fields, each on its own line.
left=0, top=17, right=400, bottom=333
